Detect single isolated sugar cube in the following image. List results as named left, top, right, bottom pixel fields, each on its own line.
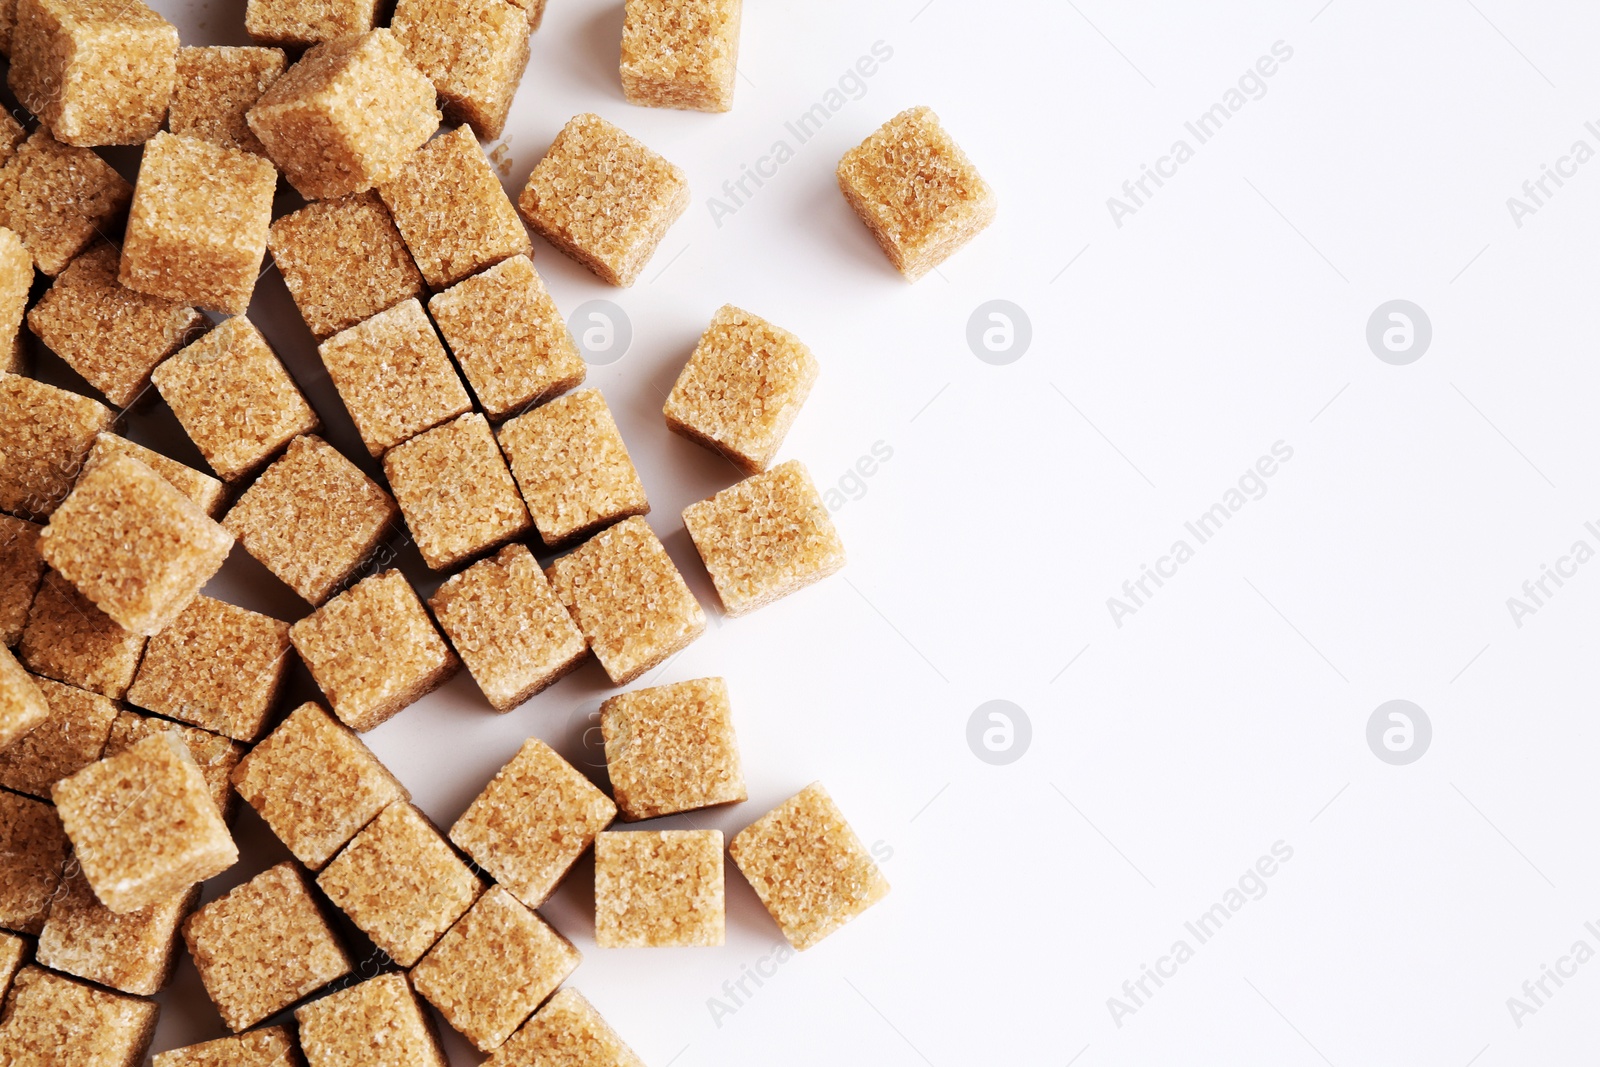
left=0, top=645, right=48, bottom=751
left=290, top=569, right=458, bottom=732
left=0, top=128, right=133, bottom=275
left=0, top=373, right=115, bottom=520
left=247, top=30, right=441, bottom=201
left=682, top=460, right=845, bottom=618
left=246, top=0, right=379, bottom=48
left=0, top=966, right=160, bottom=1066
left=728, top=782, right=889, bottom=950
left=0, top=672, right=117, bottom=799
left=268, top=191, right=425, bottom=340
left=231, top=702, right=409, bottom=870
left=620, top=0, right=741, bottom=113
left=222, top=435, right=399, bottom=606
left=8, top=0, right=178, bottom=146
left=488, top=988, right=644, bottom=1067
left=595, top=829, right=724, bottom=948
left=382, top=412, right=531, bottom=571
left=837, top=106, right=997, bottom=281
left=17, top=571, right=146, bottom=699
left=296, top=972, right=446, bottom=1067
left=410, top=885, right=580, bottom=1052
left=39, top=452, right=234, bottom=636
left=546, top=516, right=706, bottom=686
left=125, top=595, right=293, bottom=743
left=35, top=863, right=198, bottom=996
left=317, top=298, right=472, bottom=457
left=663, top=305, right=818, bottom=474
left=152, top=316, right=321, bottom=484
left=318, top=801, right=483, bottom=967
left=119, top=133, right=278, bottom=315
left=601, top=677, right=745, bottom=820
left=169, top=46, right=288, bottom=157
left=429, top=254, right=586, bottom=421
left=81, top=434, right=227, bottom=519
left=154, top=1026, right=298, bottom=1067
left=0, top=227, right=29, bottom=356
left=104, top=711, right=243, bottom=819
left=391, top=0, right=529, bottom=140
left=0, top=787, right=67, bottom=934
left=428, top=543, right=587, bottom=712
left=0, top=515, right=45, bottom=645
left=184, top=861, right=354, bottom=1031
left=450, top=737, right=616, bottom=907
left=498, top=388, right=648, bottom=548
left=518, top=113, right=689, bottom=287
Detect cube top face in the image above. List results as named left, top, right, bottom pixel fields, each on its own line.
left=663, top=304, right=818, bottom=474
left=17, top=570, right=147, bottom=699
left=0, top=671, right=116, bottom=798
left=0, top=372, right=115, bottom=520
left=35, top=862, right=198, bottom=996
left=245, top=0, right=379, bottom=48
left=601, top=677, right=745, bottom=820
left=518, top=112, right=689, bottom=286
left=837, top=106, right=996, bottom=281
left=449, top=736, right=617, bottom=908
left=169, top=45, right=288, bottom=157
left=105, top=710, right=244, bottom=818
left=0, top=127, right=133, bottom=275
left=0, top=788, right=68, bottom=934
left=83, top=434, right=225, bottom=520
left=620, top=0, right=741, bottom=113
left=0, top=965, right=161, bottom=1066
left=0, top=513, right=45, bottom=646
left=729, top=782, right=889, bottom=951
left=153, top=1026, right=297, bottom=1067
left=0, top=644, right=49, bottom=751
left=488, top=987, right=645, bottom=1067
left=390, top=0, right=529, bottom=140
left=268, top=190, right=425, bottom=340
left=296, top=972, right=446, bottom=1067
left=594, top=829, right=725, bottom=948
left=682, top=459, right=845, bottom=618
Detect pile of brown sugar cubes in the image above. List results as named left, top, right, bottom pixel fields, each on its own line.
left=0, top=0, right=995, bottom=1059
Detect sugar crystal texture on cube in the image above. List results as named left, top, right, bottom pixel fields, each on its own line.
left=0, top=672, right=116, bottom=798
left=17, top=571, right=146, bottom=698
left=486, top=988, right=644, bottom=1067
left=81, top=434, right=226, bottom=519
left=0, top=373, right=115, bottom=519
left=36, top=862, right=198, bottom=996
left=390, top=0, right=529, bottom=140
left=169, top=46, right=288, bottom=157
left=268, top=191, right=425, bottom=340
left=0, top=930, right=24, bottom=997
left=0, top=965, right=160, bottom=1067
left=620, top=0, right=741, bottom=113
left=0, top=128, right=132, bottom=275
left=246, top=0, right=379, bottom=48
left=0, top=227, right=29, bottom=357
left=0, top=515, right=44, bottom=645
left=153, top=1026, right=299, bottom=1067
left=104, top=710, right=243, bottom=818
left=0, top=645, right=47, bottom=751
left=295, top=972, right=446, bottom=1067
left=601, top=677, right=745, bottom=820
left=0, top=789, right=67, bottom=933
left=595, top=828, right=724, bottom=948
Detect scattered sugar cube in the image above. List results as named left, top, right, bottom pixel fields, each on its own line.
left=0, top=128, right=133, bottom=275
left=449, top=737, right=616, bottom=907
left=318, top=801, right=483, bottom=966
left=620, top=0, right=741, bottom=113
left=0, top=789, right=66, bottom=933
left=546, top=516, right=705, bottom=685
left=317, top=297, right=472, bottom=457
left=268, top=191, right=425, bottom=340
left=0, top=515, right=44, bottom=645
left=382, top=411, right=531, bottom=571
left=0, top=645, right=48, bottom=750
left=663, top=304, right=818, bottom=474
left=391, top=0, right=528, bottom=140
left=0, top=930, right=25, bottom=998
left=295, top=972, right=446, bottom=1067
left=151, top=316, right=321, bottom=484
left=429, top=254, right=586, bottom=421
left=410, top=885, right=580, bottom=1051
left=17, top=571, right=146, bottom=698
left=0, top=373, right=115, bottom=520
left=246, top=0, right=379, bottom=48
left=682, top=459, right=844, bottom=617
left=0, top=227, right=29, bottom=358
left=518, top=113, right=688, bottom=287
left=169, top=46, right=287, bottom=157
left=728, top=782, right=889, bottom=950
left=0, top=672, right=116, bottom=798
left=104, top=711, right=243, bottom=819
left=290, top=569, right=458, bottom=732
left=222, top=435, right=399, bottom=606
left=595, top=829, right=724, bottom=948
left=36, top=863, right=198, bottom=996
left=0, top=966, right=160, bottom=1065
left=837, top=106, right=996, bottom=281
left=498, top=387, right=648, bottom=548
left=487, top=988, right=644, bottom=1067
left=231, top=702, right=410, bottom=870
left=184, top=861, right=353, bottom=1031
left=153, top=1026, right=298, bottom=1067
left=119, top=132, right=278, bottom=315
left=81, top=434, right=227, bottom=520
left=247, top=30, right=441, bottom=200
left=601, top=677, right=745, bottom=820
left=9, top=0, right=178, bottom=146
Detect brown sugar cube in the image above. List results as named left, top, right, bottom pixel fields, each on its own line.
left=682, top=460, right=844, bottom=618
left=39, top=453, right=234, bottom=636
left=0, top=373, right=115, bottom=520
left=410, top=885, right=579, bottom=1051
left=728, top=782, right=889, bottom=950
left=169, top=46, right=287, bottom=157
left=8, top=0, right=178, bottom=147
left=0, top=646, right=48, bottom=751
left=383, top=412, right=530, bottom=571
left=104, top=711, right=243, bottom=819
left=429, top=254, right=585, bottom=421
left=391, top=0, right=528, bottom=141
left=517, top=113, right=689, bottom=287
left=52, top=731, right=238, bottom=913
left=246, top=0, right=379, bottom=49
left=0, top=966, right=160, bottom=1066
left=0, top=515, right=44, bottom=646
left=184, top=862, right=353, bottom=1031
left=837, top=106, right=997, bottom=282
left=81, top=435, right=226, bottom=519
left=0, top=930, right=25, bottom=997
left=231, top=702, right=409, bottom=870
left=290, top=570, right=457, bottom=732
left=295, top=972, right=445, bottom=1067
left=663, top=305, right=818, bottom=474
left=247, top=31, right=441, bottom=201
left=379, top=124, right=531, bottom=290
left=0, top=128, right=132, bottom=275
left=268, top=191, right=425, bottom=340
left=428, top=543, right=586, bottom=712
left=317, top=298, right=471, bottom=457
left=448, top=737, right=615, bottom=908
left=119, top=133, right=277, bottom=315
left=0, top=673, right=116, bottom=798
left=36, top=862, right=198, bottom=996
left=152, top=316, right=321, bottom=484
left=0, top=228, right=29, bottom=357
left=17, top=571, right=146, bottom=698
left=0, top=789, right=67, bottom=933
left=487, top=988, right=644, bottom=1067
left=498, top=388, right=647, bottom=548
left=126, top=596, right=291, bottom=743
left=545, top=516, right=705, bottom=686
left=222, top=436, right=398, bottom=606
left=601, top=677, right=744, bottom=820
left=620, top=0, right=741, bottom=113
left=153, top=1026, right=300, bottom=1067
left=317, top=801, right=482, bottom=966
left=594, top=829, right=724, bottom=948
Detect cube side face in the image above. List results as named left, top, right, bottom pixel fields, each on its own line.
left=0, top=644, right=49, bottom=750
left=2, top=966, right=161, bottom=1065
left=0, top=372, right=115, bottom=519
left=0, top=789, right=68, bottom=934
left=0, top=515, right=45, bottom=646
left=391, top=0, right=529, bottom=140
left=35, top=865, right=197, bottom=996
left=153, top=1026, right=298, bottom=1067
left=295, top=972, right=446, bottom=1067
left=245, top=0, right=379, bottom=47
left=0, top=128, right=133, bottom=275
left=0, top=672, right=116, bottom=798
left=490, top=988, right=644, bottom=1067
left=601, top=677, right=745, bottom=820
left=594, top=829, right=725, bottom=948
left=620, top=0, right=741, bottom=113
left=169, top=46, right=288, bottom=156
left=268, top=191, right=426, bottom=339
left=17, top=571, right=146, bottom=698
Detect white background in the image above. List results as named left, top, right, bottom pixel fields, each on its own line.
left=47, top=0, right=1600, bottom=1063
